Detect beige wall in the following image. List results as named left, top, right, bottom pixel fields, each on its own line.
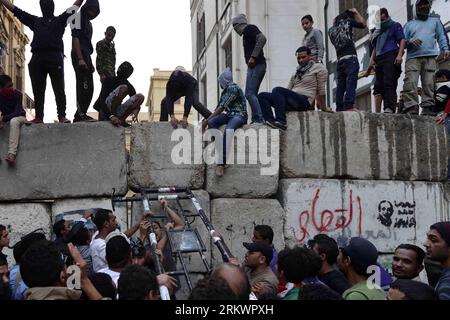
left=0, top=5, right=32, bottom=117
left=146, top=68, right=194, bottom=123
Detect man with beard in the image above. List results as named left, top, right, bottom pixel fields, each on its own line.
left=257, top=46, right=330, bottom=130
left=72, top=0, right=100, bottom=122
left=424, top=222, right=450, bottom=300
left=0, top=0, right=85, bottom=124
left=401, top=0, right=450, bottom=115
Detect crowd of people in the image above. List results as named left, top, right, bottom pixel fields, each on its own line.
left=1, top=211, right=450, bottom=301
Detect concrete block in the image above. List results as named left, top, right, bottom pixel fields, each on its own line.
left=280, top=112, right=448, bottom=182
left=206, top=125, right=279, bottom=198
left=0, top=203, right=51, bottom=266
left=280, top=179, right=450, bottom=252
left=211, top=199, right=286, bottom=265
left=0, top=122, right=128, bottom=201
left=128, top=123, right=204, bottom=191
left=131, top=190, right=211, bottom=273
left=52, top=198, right=129, bottom=233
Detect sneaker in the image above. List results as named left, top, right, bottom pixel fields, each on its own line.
left=215, top=165, right=225, bottom=177
left=58, top=116, right=71, bottom=124
left=31, top=118, right=44, bottom=124
left=421, top=107, right=437, bottom=117
left=77, top=114, right=97, bottom=122
left=121, top=121, right=132, bottom=128
left=5, top=153, right=16, bottom=167
left=384, top=107, right=395, bottom=114
left=267, top=120, right=287, bottom=130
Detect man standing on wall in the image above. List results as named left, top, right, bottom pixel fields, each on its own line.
left=401, top=0, right=450, bottom=115
left=96, top=26, right=116, bottom=83
left=72, top=0, right=100, bottom=122
left=0, top=0, right=85, bottom=124
left=232, top=14, right=267, bottom=125
left=368, top=8, right=406, bottom=114
left=329, top=8, right=367, bottom=112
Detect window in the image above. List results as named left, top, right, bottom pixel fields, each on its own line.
left=338, top=0, right=368, bottom=42
left=15, top=64, right=22, bottom=92
left=223, top=38, right=232, bottom=70
left=197, top=13, right=206, bottom=57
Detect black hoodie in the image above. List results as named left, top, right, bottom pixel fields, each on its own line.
left=72, top=0, right=100, bottom=55
left=13, top=1, right=78, bottom=54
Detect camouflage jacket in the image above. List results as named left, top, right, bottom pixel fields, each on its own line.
left=96, top=39, right=116, bottom=78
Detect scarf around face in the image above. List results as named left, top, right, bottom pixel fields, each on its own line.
left=295, top=61, right=315, bottom=81
left=372, top=17, right=395, bottom=56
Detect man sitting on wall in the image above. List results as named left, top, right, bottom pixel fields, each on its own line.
left=257, top=46, right=331, bottom=130
left=93, top=62, right=144, bottom=127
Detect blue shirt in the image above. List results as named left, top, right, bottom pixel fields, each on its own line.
left=270, top=246, right=278, bottom=274
left=436, top=268, right=450, bottom=300
left=373, top=22, right=405, bottom=57
left=9, top=265, right=28, bottom=301
left=404, top=16, right=450, bottom=61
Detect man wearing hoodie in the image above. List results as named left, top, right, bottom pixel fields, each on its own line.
left=402, top=0, right=450, bottom=116
left=93, top=61, right=144, bottom=127
left=232, top=14, right=267, bottom=125
left=160, top=66, right=212, bottom=129
left=72, top=0, right=100, bottom=122
left=202, top=68, right=248, bottom=177
left=0, top=0, right=85, bottom=124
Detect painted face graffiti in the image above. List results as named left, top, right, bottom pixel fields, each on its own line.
left=378, top=201, right=394, bottom=227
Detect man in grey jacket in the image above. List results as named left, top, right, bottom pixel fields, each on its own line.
left=232, top=14, right=267, bottom=125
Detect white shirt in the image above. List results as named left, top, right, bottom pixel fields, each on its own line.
left=90, top=231, right=107, bottom=272
left=98, top=268, right=121, bottom=288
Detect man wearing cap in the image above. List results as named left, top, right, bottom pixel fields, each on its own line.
left=424, top=222, right=450, bottom=300
left=232, top=14, right=267, bottom=125
left=161, top=67, right=212, bottom=129
left=338, top=237, right=386, bottom=300
left=243, top=241, right=279, bottom=298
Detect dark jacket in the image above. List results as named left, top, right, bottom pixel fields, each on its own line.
left=0, top=90, right=26, bottom=122
left=13, top=7, right=74, bottom=53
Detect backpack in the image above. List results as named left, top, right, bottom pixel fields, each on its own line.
left=328, top=19, right=353, bottom=52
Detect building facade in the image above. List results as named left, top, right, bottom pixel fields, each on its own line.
left=146, top=68, right=192, bottom=123
left=191, top=0, right=450, bottom=114
left=0, top=4, right=33, bottom=117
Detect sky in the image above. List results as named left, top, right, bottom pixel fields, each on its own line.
left=14, top=0, right=193, bottom=122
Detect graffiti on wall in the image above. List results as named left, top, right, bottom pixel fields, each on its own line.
left=291, top=188, right=417, bottom=245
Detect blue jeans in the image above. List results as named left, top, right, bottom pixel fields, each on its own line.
left=258, top=87, right=310, bottom=124
left=246, top=63, right=266, bottom=123
left=336, top=56, right=359, bottom=111
left=208, top=113, right=247, bottom=164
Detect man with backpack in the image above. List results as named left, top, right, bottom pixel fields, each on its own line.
left=329, top=8, right=366, bottom=112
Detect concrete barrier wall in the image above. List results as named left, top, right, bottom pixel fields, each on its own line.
left=128, top=123, right=204, bottom=191
left=205, top=125, right=279, bottom=198
left=280, top=179, right=450, bottom=252
left=0, top=123, right=128, bottom=201
left=211, top=199, right=286, bottom=264
left=281, top=112, right=448, bottom=182
left=0, top=203, right=51, bottom=266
